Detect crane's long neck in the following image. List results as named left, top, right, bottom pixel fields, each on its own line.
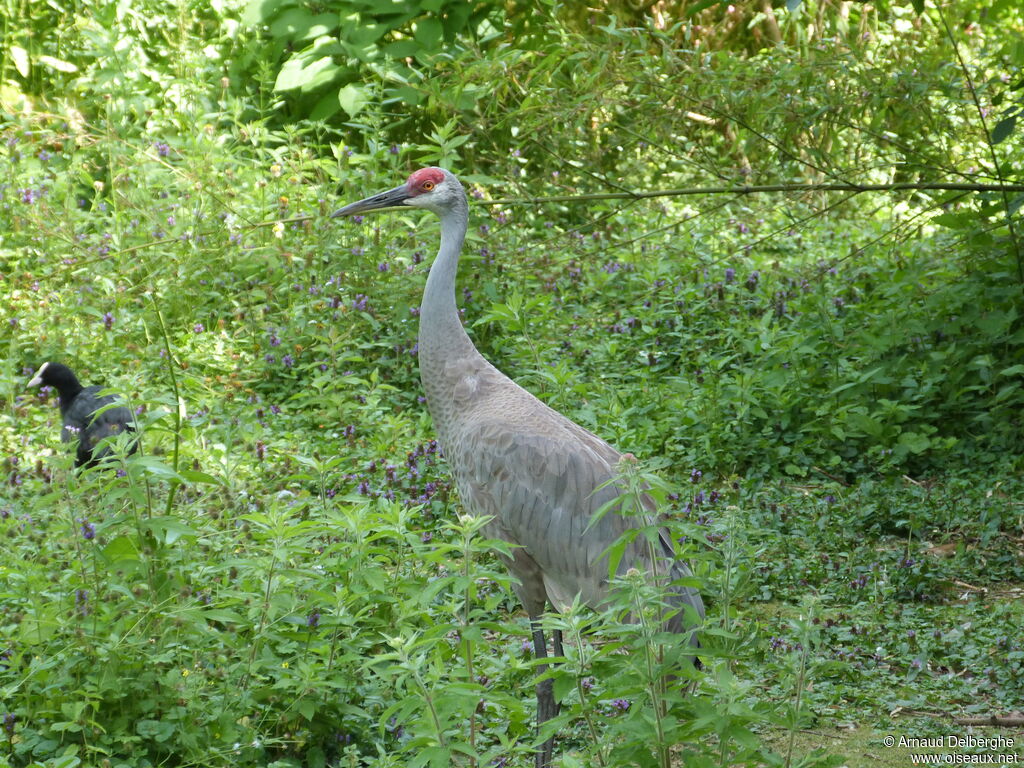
left=419, top=198, right=476, bottom=359
left=417, top=195, right=482, bottom=438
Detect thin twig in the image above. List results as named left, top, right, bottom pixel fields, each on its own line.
left=478, top=181, right=1024, bottom=206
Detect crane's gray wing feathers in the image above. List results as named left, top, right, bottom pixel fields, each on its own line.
left=450, top=409, right=703, bottom=636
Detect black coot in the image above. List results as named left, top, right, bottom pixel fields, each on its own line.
left=28, top=362, right=138, bottom=467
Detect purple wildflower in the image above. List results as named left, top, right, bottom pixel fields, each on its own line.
left=282, top=354, right=294, bottom=368
left=610, top=698, right=631, bottom=713
left=75, top=589, right=89, bottom=616
left=80, top=520, right=96, bottom=540
left=307, top=610, right=321, bottom=628
left=193, top=323, right=204, bottom=333
left=103, top=312, right=114, bottom=330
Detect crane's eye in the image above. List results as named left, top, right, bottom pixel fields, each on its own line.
left=422, top=180, right=435, bottom=191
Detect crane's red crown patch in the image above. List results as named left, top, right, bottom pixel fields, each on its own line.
left=407, top=167, right=445, bottom=194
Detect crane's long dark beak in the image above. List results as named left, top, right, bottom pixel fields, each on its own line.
left=331, top=184, right=411, bottom=218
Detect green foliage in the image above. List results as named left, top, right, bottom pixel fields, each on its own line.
left=2, top=1, right=1024, bottom=766
left=242, top=0, right=503, bottom=121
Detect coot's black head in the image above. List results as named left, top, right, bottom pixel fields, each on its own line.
left=28, top=362, right=83, bottom=397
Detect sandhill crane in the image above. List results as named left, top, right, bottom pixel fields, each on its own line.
left=333, top=167, right=704, bottom=766
left=28, top=362, right=137, bottom=468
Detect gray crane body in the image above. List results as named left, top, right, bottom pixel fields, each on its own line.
left=333, top=167, right=703, bottom=765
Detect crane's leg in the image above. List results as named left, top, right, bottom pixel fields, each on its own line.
left=552, top=629, right=564, bottom=660
left=531, top=617, right=560, bottom=768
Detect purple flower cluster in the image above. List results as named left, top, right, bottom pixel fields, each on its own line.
left=608, top=698, right=631, bottom=714
left=75, top=589, right=89, bottom=616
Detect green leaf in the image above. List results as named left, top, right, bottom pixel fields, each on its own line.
left=142, top=516, right=198, bottom=545
left=10, top=45, right=29, bottom=78
left=202, top=609, right=244, bottom=623
left=897, top=431, right=931, bottom=454
left=102, top=535, right=140, bottom=564
left=910, top=0, right=925, bottom=13
left=991, top=115, right=1016, bottom=144
left=785, top=0, right=802, bottom=10
left=270, top=8, right=311, bottom=39
left=179, top=468, right=220, bottom=485
left=338, top=83, right=367, bottom=116
left=132, top=455, right=183, bottom=481
left=241, top=0, right=284, bottom=25
left=413, top=17, right=443, bottom=49
left=296, top=697, right=316, bottom=720
left=274, top=55, right=336, bottom=92
left=37, top=54, right=78, bottom=73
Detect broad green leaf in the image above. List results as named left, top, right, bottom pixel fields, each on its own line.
left=179, top=468, right=220, bottom=484
left=413, top=17, right=443, bottom=48
left=102, top=535, right=140, bottom=564
left=270, top=9, right=338, bottom=41
left=10, top=45, right=29, bottom=77
left=241, top=0, right=282, bottom=25
left=786, top=0, right=802, bottom=10
left=338, top=83, right=367, bottom=116
left=991, top=114, right=1016, bottom=144
left=274, top=55, right=336, bottom=92
left=37, top=55, right=78, bottom=73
